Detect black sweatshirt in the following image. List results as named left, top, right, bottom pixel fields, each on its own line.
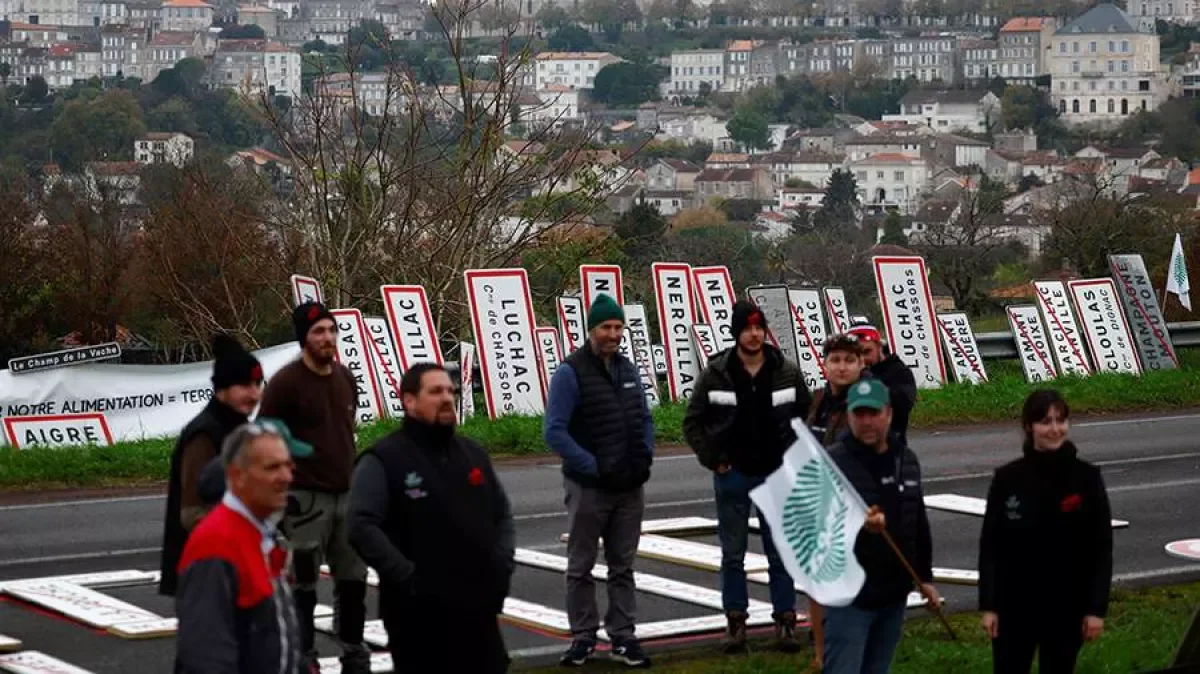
left=978, top=441, right=1113, bottom=619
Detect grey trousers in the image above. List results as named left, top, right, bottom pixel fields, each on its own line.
left=564, top=478, right=645, bottom=641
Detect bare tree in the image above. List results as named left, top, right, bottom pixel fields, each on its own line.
left=253, top=5, right=640, bottom=345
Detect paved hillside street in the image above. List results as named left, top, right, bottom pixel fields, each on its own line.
left=0, top=410, right=1198, bottom=671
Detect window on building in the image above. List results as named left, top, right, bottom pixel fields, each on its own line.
left=1108, top=99, right=1115, bottom=113
left=1139, top=79, right=1150, bottom=91
left=1122, top=40, right=1130, bottom=52
left=1059, top=99, right=1067, bottom=113
left=1089, top=41, right=1096, bottom=52
left=1072, top=61, right=1079, bottom=73
left=1072, top=99, right=1079, bottom=113
left=1072, top=41, right=1079, bottom=53
left=894, top=171, right=904, bottom=181
left=1122, top=60, right=1129, bottom=72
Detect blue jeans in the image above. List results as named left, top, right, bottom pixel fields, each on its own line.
left=714, top=469, right=795, bottom=613
left=822, top=602, right=907, bottom=674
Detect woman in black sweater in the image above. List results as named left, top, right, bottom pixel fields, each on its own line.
left=978, top=389, right=1113, bottom=673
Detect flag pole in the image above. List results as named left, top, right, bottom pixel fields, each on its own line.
left=879, top=529, right=957, bottom=641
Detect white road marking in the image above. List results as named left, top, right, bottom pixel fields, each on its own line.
left=1113, top=564, right=1200, bottom=582
left=1107, top=478, right=1200, bottom=494
left=0, top=547, right=161, bottom=568
left=0, top=495, right=163, bottom=512
left=1075, top=413, right=1200, bottom=428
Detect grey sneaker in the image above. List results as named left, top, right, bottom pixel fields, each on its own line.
left=610, top=637, right=651, bottom=668
left=772, top=610, right=803, bottom=653
left=722, top=610, right=748, bottom=654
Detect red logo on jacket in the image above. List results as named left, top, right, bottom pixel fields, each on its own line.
left=1061, top=494, right=1083, bottom=512
left=469, top=467, right=485, bottom=487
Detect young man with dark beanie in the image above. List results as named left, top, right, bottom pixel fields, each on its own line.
left=160, top=334, right=264, bottom=597
left=259, top=302, right=370, bottom=674
left=683, top=300, right=812, bottom=654
left=544, top=294, right=655, bottom=668
left=348, top=363, right=515, bottom=673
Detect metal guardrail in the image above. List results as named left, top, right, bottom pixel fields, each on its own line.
left=977, top=321, right=1200, bottom=360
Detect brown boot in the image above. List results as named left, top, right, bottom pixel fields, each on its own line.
left=722, top=610, right=748, bottom=654
left=772, top=610, right=803, bottom=653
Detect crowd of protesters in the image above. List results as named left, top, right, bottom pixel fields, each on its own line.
left=162, top=297, right=1113, bottom=674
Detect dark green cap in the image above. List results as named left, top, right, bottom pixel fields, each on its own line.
left=587, top=294, right=625, bottom=330
left=847, top=377, right=890, bottom=412
left=255, top=417, right=314, bottom=458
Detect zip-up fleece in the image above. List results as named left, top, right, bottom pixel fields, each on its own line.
left=175, top=503, right=304, bottom=674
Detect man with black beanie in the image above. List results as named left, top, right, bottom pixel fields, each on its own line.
left=683, top=300, right=811, bottom=654
left=160, top=334, right=264, bottom=596
left=259, top=301, right=370, bottom=674
left=545, top=294, right=655, bottom=668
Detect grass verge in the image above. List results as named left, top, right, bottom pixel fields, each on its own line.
left=2, top=352, right=1199, bottom=489
left=522, top=582, right=1200, bottom=673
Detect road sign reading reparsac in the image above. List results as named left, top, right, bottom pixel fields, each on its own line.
left=380, top=285, right=444, bottom=370
left=936, top=313, right=987, bottom=385
left=290, top=274, right=324, bottom=307
left=873, top=256, right=946, bottom=389
left=330, top=309, right=386, bottom=424
left=789, top=289, right=828, bottom=391
left=623, top=304, right=660, bottom=408
left=1109, top=254, right=1178, bottom=371
left=465, top=269, right=546, bottom=418
left=823, top=287, right=851, bottom=336
left=691, top=266, right=737, bottom=349
left=362, top=317, right=404, bottom=419
left=1068, top=278, right=1142, bottom=376
left=2, top=413, right=114, bottom=450
left=556, top=296, right=586, bottom=353
left=1033, top=280, right=1092, bottom=377
left=8, top=343, right=122, bottom=375
left=1006, top=305, right=1058, bottom=384
left=746, top=284, right=800, bottom=366
left=580, top=265, right=624, bottom=311
left=653, top=263, right=701, bottom=402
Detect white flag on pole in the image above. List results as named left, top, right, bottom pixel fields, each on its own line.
left=750, top=420, right=869, bottom=607
left=1167, top=233, right=1191, bottom=311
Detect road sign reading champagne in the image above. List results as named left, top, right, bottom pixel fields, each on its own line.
left=747, top=284, right=800, bottom=366
left=1109, top=254, right=1178, bottom=371
left=290, top=274, right=324, bottom=307
left=823, top=287, right=851, bottom=335
left=692, top=266, right=737, bottom=349
left=873, top=256, right=945, bottom=388
left=535, top=327, right=564, bottom=384
left=580, top=265, right=624, bottom=310
left=789, top=289, right=828, bottom=391
left=1007, top=305, right=1057, bottom=383
left=380, top=285, right=444, bottom=370
left=330, top=309, right=386, bottom=424
left=556, top=296, right=586, bottom=353
left=1068, top=278, right=1142, bottom=376
left=653, top=263, right=701, bottom=402
left=936, top=313, right=987, bottom=385
left=1033, top=281, right=1092, bottom=377
left=464, top=269, right=547, bottom=417
left=624, top=304, right=660, bottom=408
left=363, top=317, right=404, bottom=418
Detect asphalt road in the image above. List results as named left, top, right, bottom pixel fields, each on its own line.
left=1, top=410, right=1199, bottom=672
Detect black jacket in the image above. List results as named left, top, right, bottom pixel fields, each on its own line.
left=978, top=442, right=1113, bottom=619
left=828, top=432, right=933, bottom=609
left=348, top=420, right=515, bottom=619
left=807, top=385, right=849, bottom=446
left=160, top=399, right=247, bottom=596
left=684, top=345, right=811, bottom=477
left=868, top=354, right=917, bottom=445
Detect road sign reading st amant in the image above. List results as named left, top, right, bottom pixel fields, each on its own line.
left=7, top=343, right=122, bottom=375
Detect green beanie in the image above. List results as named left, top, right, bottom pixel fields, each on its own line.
left=587, top=294, right=625, bottom=330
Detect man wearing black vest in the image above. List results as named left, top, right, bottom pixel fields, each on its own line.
left=544, top=294, right=655, bottom=669
left=347, top=362, right=515, bottom=672
left=683, top=300, right=811, bottom=654
left=159, top=334, right=264, bottom=597
left=824, top=378, right=940, bottom=674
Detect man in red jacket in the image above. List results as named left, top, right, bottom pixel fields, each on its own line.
left=175, top=419, right=312, bottom=674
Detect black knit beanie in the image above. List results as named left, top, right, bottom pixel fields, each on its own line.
left=293, top=301, right=335, bottom=345
left=730, top=300, right=768, bottom=340
left=211, top=334, right=263, bottom=390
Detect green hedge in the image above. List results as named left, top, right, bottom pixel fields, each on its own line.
left=2, top=352, right=1199, bottom=489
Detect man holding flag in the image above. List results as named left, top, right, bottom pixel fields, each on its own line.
left=752, top=377, right=939, bottom=674
left=1168, top=233, right=1191, bottom=311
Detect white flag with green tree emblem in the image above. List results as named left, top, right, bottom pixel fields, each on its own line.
left=1168, top=233, right=1191, bottom=311
left=750, top=420, right=869, bottom=607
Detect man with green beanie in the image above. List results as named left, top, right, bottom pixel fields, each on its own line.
left=544, top=293, right=655, bottom=669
